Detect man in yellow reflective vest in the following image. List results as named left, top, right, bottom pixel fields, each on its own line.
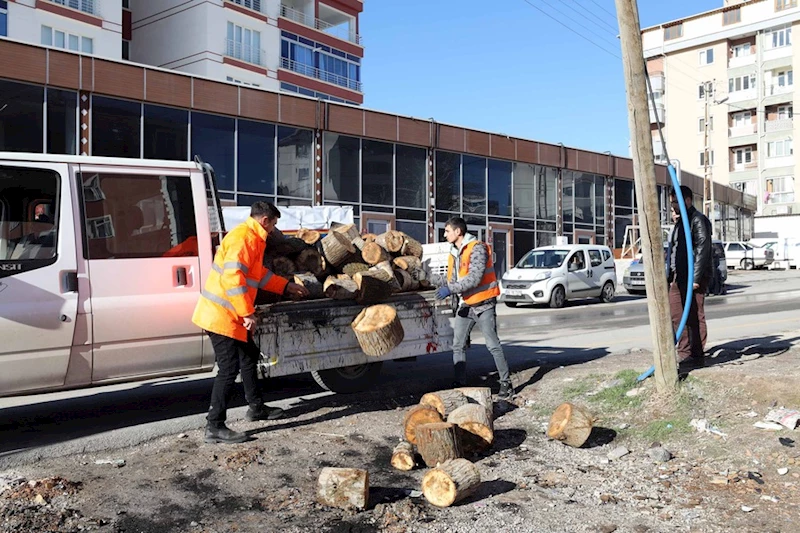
left=192, top=201, right=309, bottom=444
left=435, top=217, right=512, bottom=399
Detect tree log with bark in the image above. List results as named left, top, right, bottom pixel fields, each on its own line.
left=293, top=273, right=323, bottom=299
left=403, top=404, right=444, bottom=444
left=447, top=404, right=494, bottom=453
left=390, top=441, right=416, bottom=471
left=547, top=403, right=594, bottom=448
left=361, top=242, right=390, bottom=265
left=295, top=248, right=326, bottom=278
left=420, top=390, right=471, bottom=418
left=295, top=228, right=321, bottom=245
left=399, top=233, right=424, bottom=258
left=393, top=256, right=422, bottom=271
left=323, top=275, right=358, bottom=300
left=320, top=231, right=356, bottom=267
left=375, top=230, right=405, bottom=253
left=454, top=387, right=494, bottom=422
left=351, top=304, right=404, bottom=356
left=317, top=467, right=369, bottom=510
left=415, top=422, right=462, bottom=467
left=270, top=257, right=296, bottom=278
left=421, top=458, right=481, bottom=508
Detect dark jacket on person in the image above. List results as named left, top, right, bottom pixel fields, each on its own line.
left=668, top=206, right=713, bottom=287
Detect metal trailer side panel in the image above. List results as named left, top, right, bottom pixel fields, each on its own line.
left=253, top=292, right=453, bottom=378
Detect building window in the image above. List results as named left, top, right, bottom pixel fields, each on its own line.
left=767, top=26, right=792, bottom=49
left=277, top=126, right=313, bottom=199
left=435, top=151, right=461, bottom=212
left=362, top=140, right=393, bottom=206
left=230, top=0, right=262, bottom=12
left=699, top=151, right=715, bottom=166
left=776, top=0, right=798, bottom=11
left=698, top=116, right=714, bottom=132
left=777, top=70, right=794, bottom=87
left=396, top=145, right=426, bottom=209
left=122, top=40, right=130, bottom=60
left=734, top=147, right=753, bottom=166
left=767, top=139, right=793, bottom=157
left=462, top=156, right=487, bottom=215
left=699, top=48, right=714, bottom=65
left=0, top=0, right=7, bottom=37
left=766, top=177, right=794, bottom=203
left=664, top=24, right=683, bottom=40
left=47, top=88, right=77, bottom=155
left=144, top=104, right=188, bottom=161
left=732, top=111, right=752, bottom=128
left=122, top=0, right=130, bottom=8
left=0, top=80, right=44, bottom=153
left=280, top=31, right=362, bottom=92
left=732, top=43, right=751, bottom=57
left=79, top=173, right=198, bottom=259
left=488, top=159, right=512, bottom=217
left=731, top=180, right=757, bottom=196
left=92, top=96, right=140, bottom=158
left=698, top=83, right=715, bottom=99
left=51, top=0, right=96, bottom=15
left=226, top=22, right=262, bottom=65
left=41, top=26, right=93, bottom=53
left=777, top=105, right=794, bottom=119
left=723, top=8, right=741, bottom=25
left=323, top=133, right=360, bottom=203
left=728, top=74, right=756, bottom=93
left=238, top=119, right=275, bottom=195
left=191, top=112, right=235, bottom=191
left=226, top=76, right=260, bottom=87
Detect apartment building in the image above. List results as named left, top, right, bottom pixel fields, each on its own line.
left=642, top=0, right=799, bottom=219
left=0, top=0, right=363, bottom=104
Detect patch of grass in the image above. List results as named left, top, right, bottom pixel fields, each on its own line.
left=640, top=418, right=692, bottom=442
left=563, top=379, right=594, bottom=400
left=587, top=369, right=645, bottom=410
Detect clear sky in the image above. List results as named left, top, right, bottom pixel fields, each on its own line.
left=360, top=0, right=722, bottom=157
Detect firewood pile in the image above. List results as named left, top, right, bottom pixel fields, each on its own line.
left=258, top=224, right=431, bottom=306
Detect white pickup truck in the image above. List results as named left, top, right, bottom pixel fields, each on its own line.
left=0, top=153, right=453, bottom=397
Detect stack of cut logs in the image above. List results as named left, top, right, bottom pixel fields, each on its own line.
left=394, top=387, right=494, bottom=507
left=259, top=224, right=430, bottom=307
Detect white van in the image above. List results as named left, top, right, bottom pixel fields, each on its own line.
left=499, top=244, right=617, bottom=308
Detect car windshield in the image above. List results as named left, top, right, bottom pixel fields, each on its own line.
left=516, top=249, right=569, bottom=269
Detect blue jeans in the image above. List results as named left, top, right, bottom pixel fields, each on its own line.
left=452, top=305, right=510, bottom=385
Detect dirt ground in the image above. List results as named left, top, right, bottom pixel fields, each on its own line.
left=2, top=337, right=800, bottom=533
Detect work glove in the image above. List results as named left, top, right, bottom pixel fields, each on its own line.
left=436, top=286, right=451, bottom=300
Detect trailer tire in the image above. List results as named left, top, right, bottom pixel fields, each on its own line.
left=311, top=362, right=384, bottom=394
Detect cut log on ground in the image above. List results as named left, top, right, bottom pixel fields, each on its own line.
left=270, top=257, right=296, bottom=278
left=393, top=256, right=422, bottom=271
left=403, top=404, right=444, bottom=444
left=351, top=304, right=404, bottom=357
left=342, top=262, right=369, bottom=277
left=375, top=230, right=405, bottom=253
left=332, top=223, right=361, bottom=243
left=547, top=402, right=594, bottom=448
left=361, top=242, right=390, bottom=265
left=399, top=233, right=424, bottom=258
left=323, top=275, right=358, bottom=300
left=421, top=458, right=481, bottom=508
left=454, top=387, right=494, bottom=422
left=354, top=274, right=393, bottom=305
left=295, top=248, right=326, bottom=277
left=447, top=404, right=494, bottom=453
left=317, top=467, right=369, bottom=510
left=420, top=390, right=471, bottom=418
left=293, top=273, right=323, bottom=299
left=295, top=228, right=321, bottom=245
left=415, top=422, right=462, bottom=467
left=320, top=231, right=356, bottom=267
left=390, top=441, right=416, bottom=471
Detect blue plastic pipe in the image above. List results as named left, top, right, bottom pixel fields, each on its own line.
left=636, top=163, right=694, bottom=382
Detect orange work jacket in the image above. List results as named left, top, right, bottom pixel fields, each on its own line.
left=163, top=236, right=199, bottom=257
left=192, top=217, right=288, bottom=341
left=446, top=240, right=500, bottom=306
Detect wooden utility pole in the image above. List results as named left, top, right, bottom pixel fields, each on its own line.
left=615, top=0, right=679, bottom=392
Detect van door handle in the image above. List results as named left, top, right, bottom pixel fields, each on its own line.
left=62, top=271, right=78, bottom=293
left=176, top=267, right=188, bottom=287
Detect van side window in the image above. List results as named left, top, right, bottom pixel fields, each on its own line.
left=79, top=173, right=197, bottom=259
left=0, top=166, right=59, bottom=268
left=588, top=249, right=603, bottom=267
left=602, top=249, right=611, bottom=262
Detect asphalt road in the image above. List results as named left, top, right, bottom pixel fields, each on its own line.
left=1, top=269, right=798, bottom=468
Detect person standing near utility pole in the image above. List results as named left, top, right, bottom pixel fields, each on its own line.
left=668, top=186, right=713, bottom=368
left=192, top=201, right=309, bottom=444
left=434, top=217, right=513, bottom=399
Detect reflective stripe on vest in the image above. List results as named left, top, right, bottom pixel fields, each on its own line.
left=448, top=240, right=501, bottom=306
left=201, top=290, right=235, bottom=311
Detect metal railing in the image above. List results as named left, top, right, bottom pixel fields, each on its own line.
left=280, top=57, right=363, bottom=92
left=227, top=0, right=265, bottom=13
left=766, top=118, right=794, bottom=132
left=280, top=4, right=363, bottom=45
left=224, top=39, right=266, bottom=67
left=47, top=0, right=98, bottom=16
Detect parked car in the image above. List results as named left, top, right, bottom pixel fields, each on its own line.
left=500, top=244, right=617, bottom=308
left=724, top=241, right=774, bottom=270
left=623, top=241, right=727, bottom=294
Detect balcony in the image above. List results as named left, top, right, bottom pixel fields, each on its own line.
left=766, top=83, right=794, bottom=96
left=764, top=45, right=792, bottom=62
left=280, top=57, right=363, bottom=92
left=44, top=0, right=98, bottom=16
left=766, top=118, right=794, bottom=132
left=729, top=124, right=756, bottom=137
left=649, top=102, right=664, bottom=124
left=765, top=155, right=794, bottom=169
left=729, top=54, right=755, bottom=68
left=728, top=89, right=757, bottom=103
left=280, top=4, right=362, bottom=45
left=224, top=39, right=266, bottom=68
left=648, top=72, right=664, bottom=92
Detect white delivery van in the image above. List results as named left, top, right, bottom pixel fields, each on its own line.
left=499, top=244, right=617, bottom=308
left=0, top=153, right=453, bottom=397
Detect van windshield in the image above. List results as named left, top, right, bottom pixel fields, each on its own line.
left=516, top=249, right=569, bottom=269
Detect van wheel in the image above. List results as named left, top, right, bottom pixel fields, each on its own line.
left=600, top=281, right=616, bottom=303
left=505, top=302, right=518, bottom=308
left=311, top=362, right=383, bottom=394
left=549, top=286, right=566, bottom=309
left=740, top=258, right=754, bottom=270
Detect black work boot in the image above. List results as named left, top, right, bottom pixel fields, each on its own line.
left=497, top=382, right=514, bottom=400
left=204, top=424, right=249, bottom=444
left=245, top=404, right=285, bottom=422
left=453, top=362, right=467, bottom=388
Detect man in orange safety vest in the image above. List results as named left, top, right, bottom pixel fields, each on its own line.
left=192, top=201, right=309, bottom=444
